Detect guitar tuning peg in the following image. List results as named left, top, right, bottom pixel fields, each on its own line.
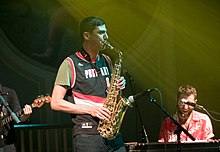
left=45, top=93, right=51, bottom=96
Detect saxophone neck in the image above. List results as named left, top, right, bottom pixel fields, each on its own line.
left=103, top=41, right=123, bottom=62
left=103, top=41, right=114, bottom=50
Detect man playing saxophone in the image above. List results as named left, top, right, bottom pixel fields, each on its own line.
left=51, top=16, right=126, bottom=152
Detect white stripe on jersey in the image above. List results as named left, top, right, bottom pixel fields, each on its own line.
left=74, top=96, right=104, bottom=107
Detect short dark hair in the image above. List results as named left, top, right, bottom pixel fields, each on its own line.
left=79, top=16, right=105, bottom=40
left=177, top=85, right=197, bottom=100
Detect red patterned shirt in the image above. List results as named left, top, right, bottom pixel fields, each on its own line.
left=158, top=110, right=214, bottom=142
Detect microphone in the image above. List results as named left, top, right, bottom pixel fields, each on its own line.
left=128, top=89, right=154, bottom=103
left=180, top=98, right=204, bottom=109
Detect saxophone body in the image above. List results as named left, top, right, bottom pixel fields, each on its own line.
left=97, top=41, right=133, bottom=139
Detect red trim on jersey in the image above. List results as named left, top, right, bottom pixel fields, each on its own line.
left=102, top=54, right=112, bottom=69
left=65, top=57, right=76, bottom=88
left=75, top=51, right=89, bottom=62
left=72, top=91, right=105, bottom=103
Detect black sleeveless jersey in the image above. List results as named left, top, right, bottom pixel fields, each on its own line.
left=66, top=51, right=112, bottom=135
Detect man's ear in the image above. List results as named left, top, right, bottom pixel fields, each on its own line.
left=83, top=32, right=90, bottom=40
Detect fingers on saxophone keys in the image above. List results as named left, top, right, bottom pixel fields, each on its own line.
left=99, top=108, right=111, bottom=120
left=117, top=76, right=126, bottom=90
left=98, top=114, right=109, bottom=121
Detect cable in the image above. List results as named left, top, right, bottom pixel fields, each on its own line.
left=197, top=106, right=220, bottom=122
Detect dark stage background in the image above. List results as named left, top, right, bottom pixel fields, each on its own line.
left=0, top=0, right=220, bottom=144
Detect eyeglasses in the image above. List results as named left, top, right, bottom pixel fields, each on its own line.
left=179, top=98, right=196, bottom=107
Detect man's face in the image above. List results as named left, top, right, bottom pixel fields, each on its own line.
left=89, top=24, right=108, bottom=51
left=177, top=94, right=196, bottom=118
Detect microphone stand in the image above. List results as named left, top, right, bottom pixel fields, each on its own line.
left=148, top=95, right=195, bottom=152
left=127, top=76, right=149, bottom=143
left=0, top=95, right=21, bottom=124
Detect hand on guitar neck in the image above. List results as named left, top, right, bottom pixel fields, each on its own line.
left=20, top=104, right=32, bottom=122
left=1, top=95, right=51, bottom=126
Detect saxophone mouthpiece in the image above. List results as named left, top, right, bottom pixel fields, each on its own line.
left=103, top=41, right=114, bottom=50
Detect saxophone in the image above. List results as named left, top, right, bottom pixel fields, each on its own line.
left=97, top=41, right=133, bottom=139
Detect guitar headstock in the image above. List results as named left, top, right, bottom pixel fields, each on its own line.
left=32, top=95, right=51, bottom=108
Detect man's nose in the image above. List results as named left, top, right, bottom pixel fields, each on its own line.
left=183, top=104, right=189, bottom=109
left=103, top=33, right=108, bottom=40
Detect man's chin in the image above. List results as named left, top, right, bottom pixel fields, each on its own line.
left=182, top=111, right=192, bottom=117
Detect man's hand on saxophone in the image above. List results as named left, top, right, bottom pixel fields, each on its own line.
left=88, top=106, right=111, bottom=121
left=117, top=76, right=126, bottom=90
